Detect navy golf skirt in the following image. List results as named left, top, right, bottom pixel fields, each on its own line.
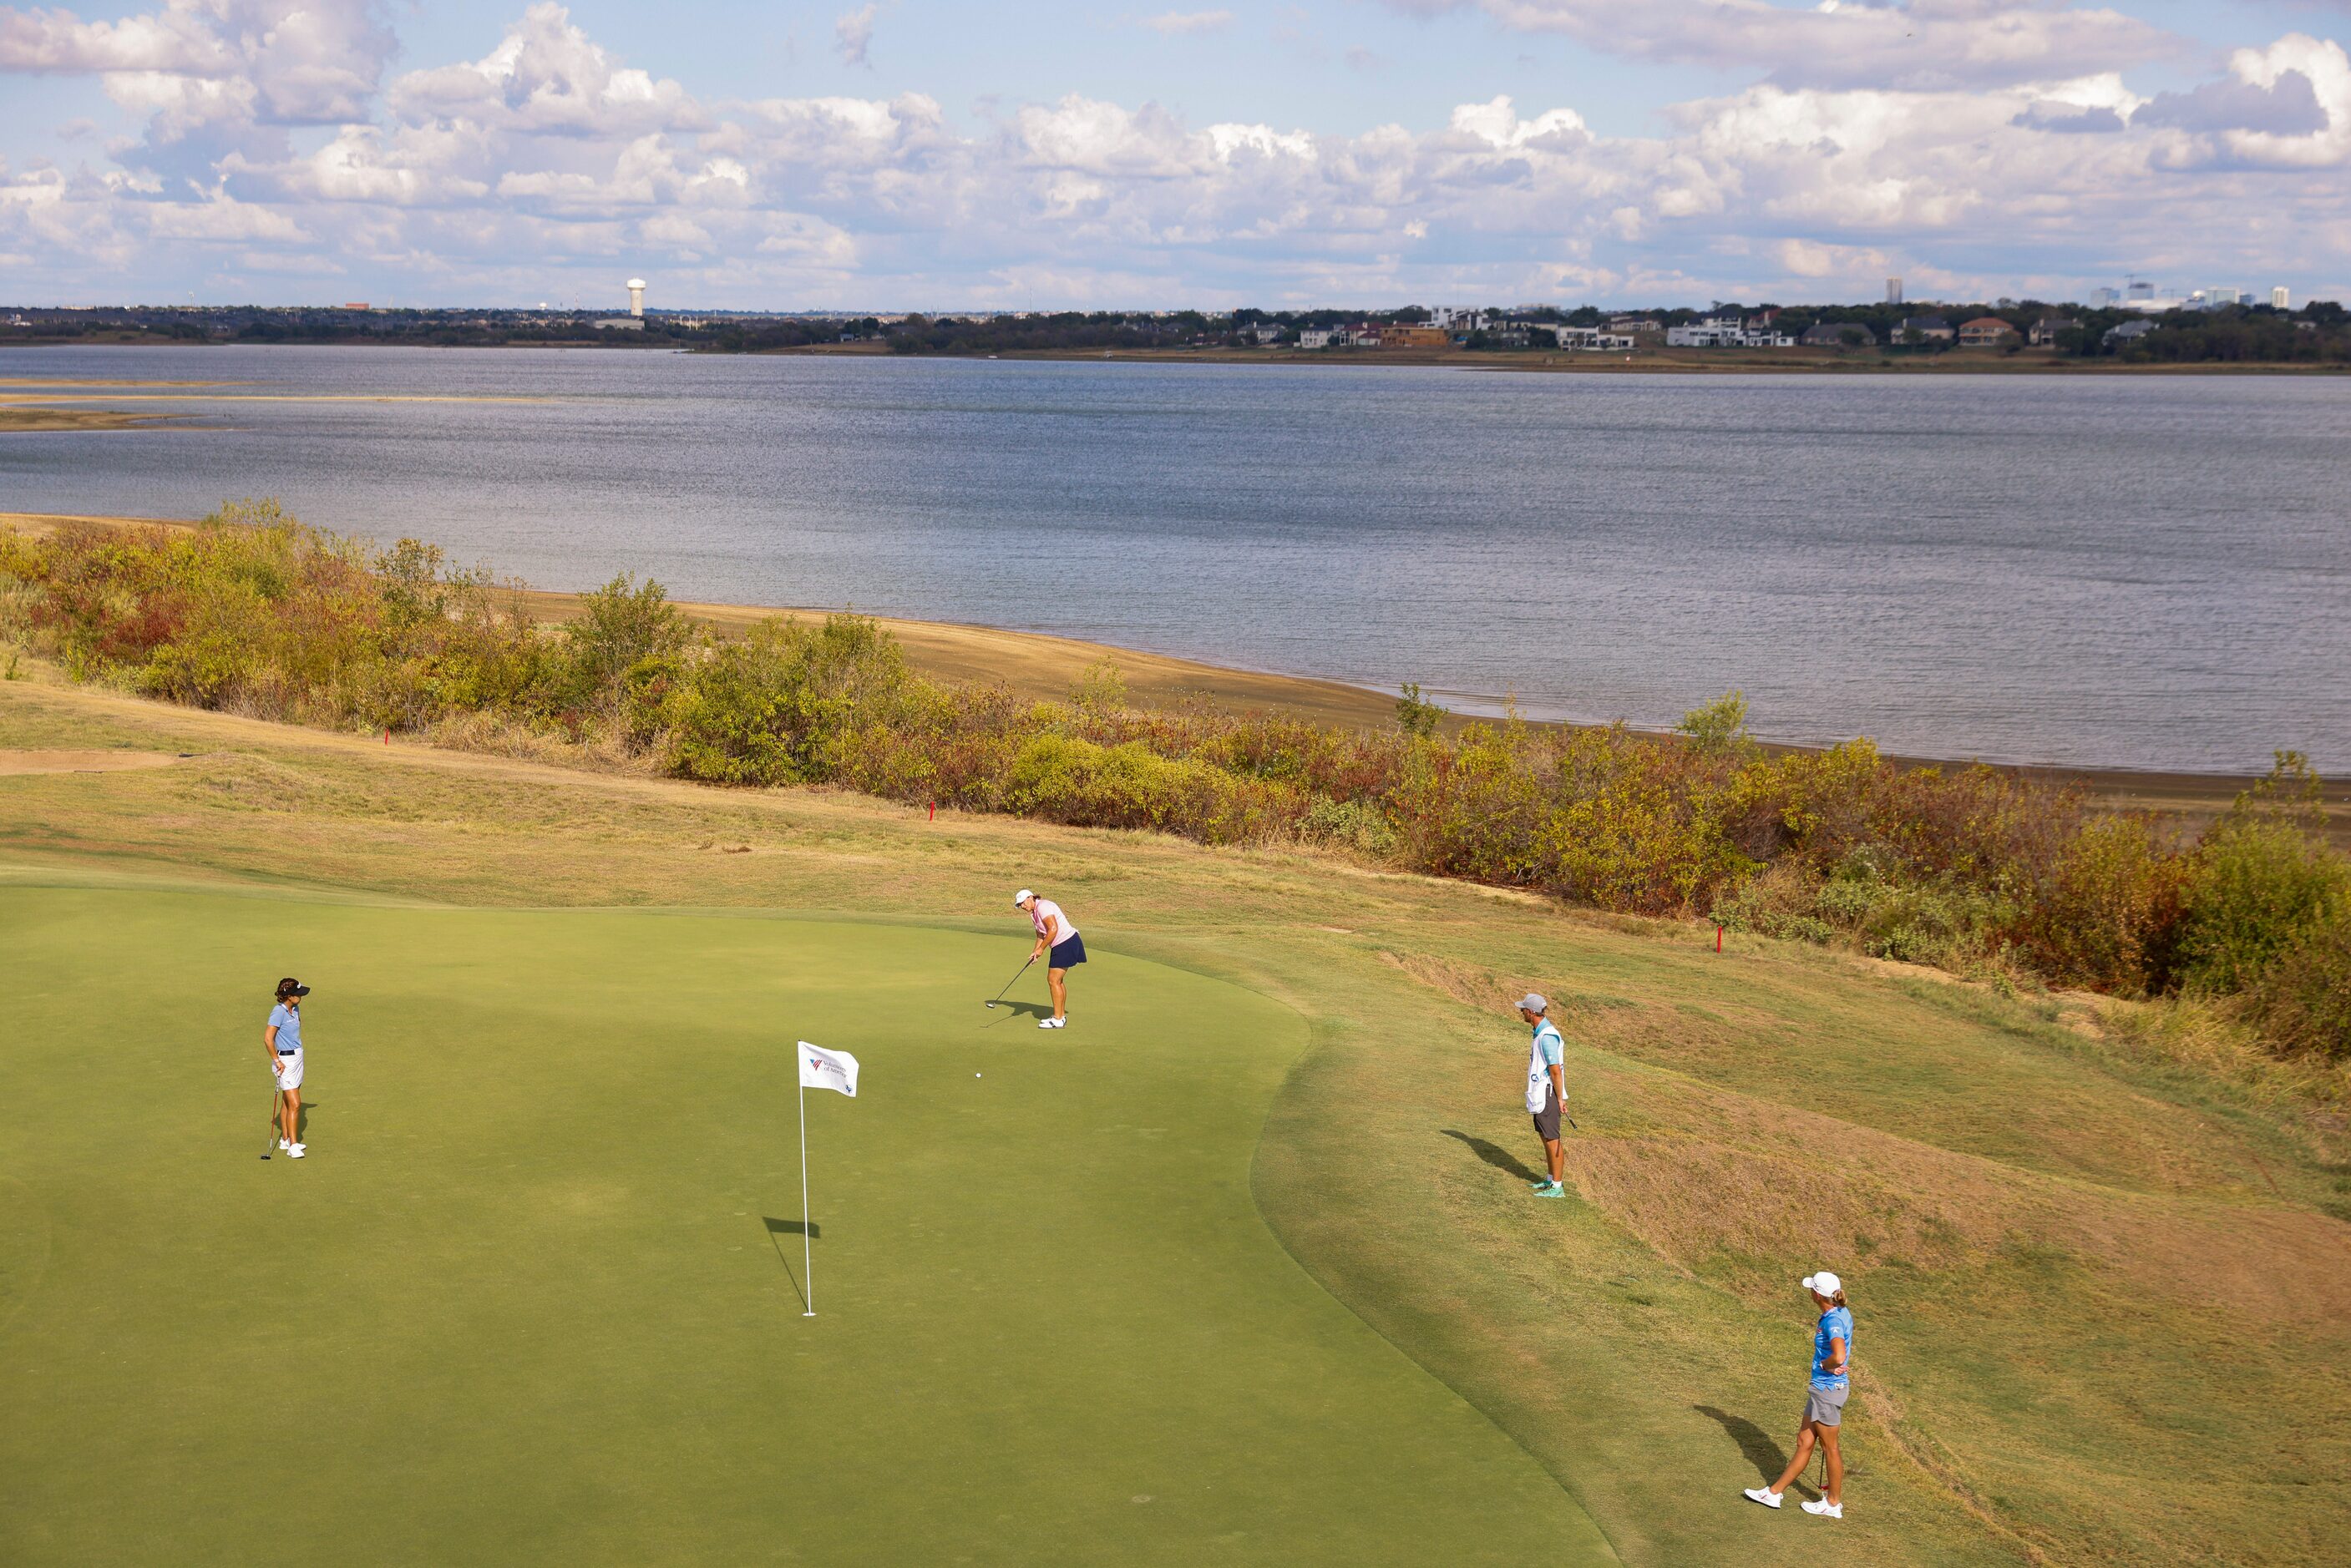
left=1049, top=934, right=1087, bottom=969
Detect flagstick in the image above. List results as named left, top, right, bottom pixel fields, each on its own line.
left=798, top=1074, right=816, bottom=1316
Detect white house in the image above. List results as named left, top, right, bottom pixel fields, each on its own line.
left=1665, top=314, right=1791, bottom=348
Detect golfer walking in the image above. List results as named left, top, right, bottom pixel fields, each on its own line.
left=264, top=978, right=311, bottom=1159
left=1745, top=1272, right=1853, bottom=1519
left=1015, top=888, right=1084, bottom=1029
left=1517, top=993, right=1568, bottom=1198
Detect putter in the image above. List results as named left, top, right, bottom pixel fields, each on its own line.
left=985, top=954, right=1036, bottom=1009
left=262, top=1088, right=279, bottom=1160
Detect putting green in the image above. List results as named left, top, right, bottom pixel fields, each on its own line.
left=0, top=886, right=1614, bottom=1565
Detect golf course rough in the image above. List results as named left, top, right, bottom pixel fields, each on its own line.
left=0, top=885, right=1616, bottom=1566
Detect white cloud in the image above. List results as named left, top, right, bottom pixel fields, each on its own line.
left=1, top=4, right=2347, bottom=306
left=1393, top=0, right=2181, bottom=90
left=835, top=3, right=878, bottom=68
left=1137, top=9, right=1234, bottom=34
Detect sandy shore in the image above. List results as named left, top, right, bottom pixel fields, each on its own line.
left=7, top=510, right=2338, bottom=841
left=0, top=408, right=174, bottom=433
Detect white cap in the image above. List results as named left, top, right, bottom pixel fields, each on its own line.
left=1014, top=888, right=1034, bottom=906
left=1517, top=993, right=1548, bottom=1014
left=1801, top=1272, right=1842, bottom=1297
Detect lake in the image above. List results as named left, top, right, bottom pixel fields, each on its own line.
left=3, top=344, right=2345, bottom=773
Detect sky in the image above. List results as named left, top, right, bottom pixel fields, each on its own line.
left=1, top=1, right=2347, bottom=310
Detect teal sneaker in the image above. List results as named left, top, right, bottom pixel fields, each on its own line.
left=1532, top=1181, right=1566, bottom=1199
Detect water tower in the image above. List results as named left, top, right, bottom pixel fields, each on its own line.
left=626, top=277, right=647, bottom=318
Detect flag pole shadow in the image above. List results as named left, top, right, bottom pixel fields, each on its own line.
left=763, top=1217, right=818, bottom=1313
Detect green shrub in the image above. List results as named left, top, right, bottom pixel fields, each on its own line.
left=1676, top=690, right=1760, bottom=761
left=1395, top=683, right=1445, bottom=738
left=2239, top=911, right=2351, bottom=1060
left=664, top=614, right=908, bottom=787
left=2178, top=817, right=2348, bottom=994
left=1301, top=796, right=1398, bottom=858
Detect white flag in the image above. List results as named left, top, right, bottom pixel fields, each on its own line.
left=798, top=1041, right=859, bottom=1098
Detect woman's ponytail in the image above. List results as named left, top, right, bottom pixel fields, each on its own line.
left=1831, top=1287, right=1848, bottom=1308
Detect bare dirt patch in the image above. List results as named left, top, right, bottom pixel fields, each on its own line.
left=0, top=750, right=189, bottom=776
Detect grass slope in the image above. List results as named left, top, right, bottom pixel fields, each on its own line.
left=3, top=676, right=2346, bottom=1565
left=0, top=886, right=1608, bottom=1565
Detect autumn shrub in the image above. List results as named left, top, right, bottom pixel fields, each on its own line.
left=8, top=506, right=2348, bottom=1052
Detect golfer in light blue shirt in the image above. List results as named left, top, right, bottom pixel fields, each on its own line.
left=263, top=978, right=311, bottom=1159
left=1745, top=1272, right=1853, bottom=1519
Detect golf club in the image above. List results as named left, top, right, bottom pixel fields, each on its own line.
left=984, top=954, right=1036, bottom=1009
left=262, top=1087, right=279, bottom=1160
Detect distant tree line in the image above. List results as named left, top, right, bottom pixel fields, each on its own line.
left=4, top=299, right=2346, bottom=364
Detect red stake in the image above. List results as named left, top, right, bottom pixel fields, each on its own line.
left=1715, top=923, right=1725, bottom=953
left=927, top=800, right=936, bottom=822
left=383, top=728, right=389, bottom=746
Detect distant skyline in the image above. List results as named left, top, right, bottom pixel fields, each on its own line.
left=2, top=3, right=2347, bottom=310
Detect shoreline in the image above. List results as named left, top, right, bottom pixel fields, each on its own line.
left=8, top=510, right=2340, bottom=840
left=6, top=340, right=2349, bottom=375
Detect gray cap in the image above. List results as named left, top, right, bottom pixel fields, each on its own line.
left=1517, top=993, right=1548, bottom=1014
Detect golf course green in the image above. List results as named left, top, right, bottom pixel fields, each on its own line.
left=0, top=882, right=1615, bottom=1565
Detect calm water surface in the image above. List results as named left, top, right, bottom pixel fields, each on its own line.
left=3, top=345, right=2345, bottom=772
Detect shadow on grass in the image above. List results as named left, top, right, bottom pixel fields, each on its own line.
left=980, top=999, right=1054, bottom=1029
left=1695, top=1405, right=1822, bottom=1496
left=1439, top=1129, right=1540, bottom=1184
left=763, top=1217, right=816, bottom=1312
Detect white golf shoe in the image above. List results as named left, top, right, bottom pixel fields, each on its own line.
left=286, top=1143, right=307, bottom=1159
left=277, top=1138, right=291, bottom=1151
left=1742, top=1487, right=1782, bottom=1509
left=1039, top=1017, right=1066, bottom=1029
left=1800, top=1498, right=1842, bottom=1519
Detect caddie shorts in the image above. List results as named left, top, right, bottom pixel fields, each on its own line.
left=1531, top=1084, right=1562, bottom=1142
left=1804, top=1383, right=1848, bottom=1428
left=273, top=1050, right=304, bottom=1092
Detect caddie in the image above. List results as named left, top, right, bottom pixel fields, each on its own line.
left=1516, top=992, right=1568, bottom=1198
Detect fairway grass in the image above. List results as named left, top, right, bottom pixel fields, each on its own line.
left=0, top=887, right=1609, bottom=1565
left=3, top=675, right=2348, bottom=1566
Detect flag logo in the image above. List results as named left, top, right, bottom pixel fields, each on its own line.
left=798, top=1041, right=859, bottom=1097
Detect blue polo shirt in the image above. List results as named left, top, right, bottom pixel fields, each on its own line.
left=1811, top=1305, right=1852, bottom=1390
left=269, top=1002, right=303, bottom=1054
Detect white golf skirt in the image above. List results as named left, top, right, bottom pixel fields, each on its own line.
left=273, top=1050, right=304, bottom=1091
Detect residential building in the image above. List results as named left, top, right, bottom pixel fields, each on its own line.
left=1665, top=313, right=1792, bottom=347
left=1958, top=316, right=2018, bottom=346
left=2103, top=319, right=2158, bottom=346
left=1381, top=325, right=1450, bottom=349
left=1606, top=316, right=1663, bottom=337
left=1896, top=314, right=1954, bottom=343
left=1551, top=326, right=1636, bottom=351
left=1886, top=277, right=1903, bottom=305
left=2272, top=285, right=2291, bottom=309
left=2028, top=317, right=2078, bottom=346
left=1298, top=328, right=1336, bottom=349
left=1798, top=321, right=1877, bottom=348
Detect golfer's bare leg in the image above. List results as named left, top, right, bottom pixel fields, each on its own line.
left=282, top=1089, right=301, bottom=1145
left=1543, top=1136, right=1565, bottom=1183
left=1770, top=1422, right=1817, bottom=1495
left=1047, top=966, right=1067, bottom=1021
left=1819, top=1424, right=1842, bottom=1505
